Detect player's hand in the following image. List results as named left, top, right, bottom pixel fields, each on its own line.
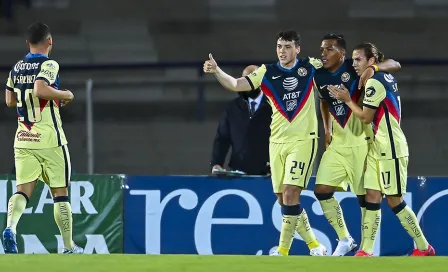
left=325, top=132, right=332, bottom=149
left=328, top=85, right=351, bottom=103
left=203, top=53, right=218, bottom=74
left=61, top=90, right=74, bottom=106
left=359, top=67, right=375, bottom=89
left=211, top=164, right=225, bottom=174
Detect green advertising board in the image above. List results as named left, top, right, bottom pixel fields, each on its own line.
left=0, top=175, right=124, bottom=254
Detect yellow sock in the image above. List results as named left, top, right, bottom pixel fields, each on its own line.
left=6, top=193, right=28, bottom=233
left=360, top=207, right=366, bottom=249
left=319, top=197, right=350, bottom=240
left=362, top=206, right=381, bottom=254
left=395, top=204, right=429, bottom=251
left=296, top=209, right=320, bottom=250
left=54, top=197, right=73, bottom=250
left=278, top=214, right=299, bottom=256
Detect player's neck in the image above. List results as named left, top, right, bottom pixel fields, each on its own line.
left=29, top=47, right=48, bottom=57
left=329, top=60, right=344, bottom=73
left=280, top=58, right=297, bottom=70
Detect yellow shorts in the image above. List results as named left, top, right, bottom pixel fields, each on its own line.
left=364, top=155, right=408, bottom=196
left=14, top=145, right=71, bottom=188
left=270, top=139, right=317, bottom=193
left=315, top=144, right=369, bottom=195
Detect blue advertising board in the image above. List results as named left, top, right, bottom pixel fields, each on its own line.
left=123, top=175, right=446, bottom=256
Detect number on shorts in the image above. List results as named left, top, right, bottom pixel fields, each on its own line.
left=381, top=171, right=391, bottom=187
left=290, top=160, right=305, bottom=175
left=14, top=88, right=42, bottom=123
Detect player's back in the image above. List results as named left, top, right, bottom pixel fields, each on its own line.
left=6, top=53, right=67, bottom=149
left=257, top=58, right=319, bottom=143
left=315, top=59, right=372, bottom=147
left=364, top=72, right=408, bottom=159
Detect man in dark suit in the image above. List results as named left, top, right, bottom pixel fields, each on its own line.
left=210, top=65, right=272, bottom=175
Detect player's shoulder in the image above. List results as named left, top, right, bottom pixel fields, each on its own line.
left=371, top=71, right=396, bottom=85
left=40, top=59, right=60, bottom=70
left=301, top=57, right=323, bottom=69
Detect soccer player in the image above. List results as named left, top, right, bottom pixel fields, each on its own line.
left=328, top=42, right=435, bottom=257
left=313, top=34, right=402, bottom=256
left=2, top=22, right=83, bottom=254
left=204, top=30, right=326, bottom=256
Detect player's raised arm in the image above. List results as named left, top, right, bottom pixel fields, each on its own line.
left=34, top=60, right=73, bottom=101
left=203, top=54, right=258, bottom=92
left=5, top=71, right=16, bottom=107
left=358, top=56, right=401, bottom=89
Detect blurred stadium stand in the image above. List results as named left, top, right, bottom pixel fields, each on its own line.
left=0, top=0, right=448, bottom=175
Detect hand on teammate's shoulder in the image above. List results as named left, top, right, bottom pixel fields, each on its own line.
left=308, top=57, right=323, bottom=69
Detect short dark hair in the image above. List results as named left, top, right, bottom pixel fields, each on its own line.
left=26, top=22, right=51, bottom=45
left=277, top=30, right=300, bottom=47
left=322, top=33, right=346, bottom=50
left=354, top=42, right=385, bottom=63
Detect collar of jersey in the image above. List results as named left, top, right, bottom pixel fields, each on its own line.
left=26, top=53, right=49, bottom=59
left=276, top=58, right=300, bottom=72
left=330, top=59, right=346, bottom=76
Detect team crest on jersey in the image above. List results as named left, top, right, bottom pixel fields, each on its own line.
left=335, top=105, right=346, bottom=116
left=341, top=72, right=350, bottom=82
left=366, top=86, right=376, bottom=97
left=286, top=99, right=297, bottom=111
left=283, top=77, right=298, bottom=91
left=297, top=67, right=307, bottom=77
left=384, top=74, right=394, bottom=83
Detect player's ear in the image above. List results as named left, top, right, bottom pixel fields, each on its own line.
left=368, top=57, right=375, bottom=66
left=295, top=46, right=300, bottom=55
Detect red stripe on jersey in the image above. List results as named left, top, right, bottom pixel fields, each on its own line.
left=261, top=82, right=289, bottom=121
left=290, top=80, right=313, bottom=121
left=384, top=98, right=400, bottom=123
left=40, top=99, right=49, bottom=112
left=20, top=120, right=33, bottom=130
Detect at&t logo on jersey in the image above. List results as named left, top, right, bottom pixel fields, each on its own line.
left=282, top=77, right=300, bottom=111
left=282, top=77, right=298, bottom=91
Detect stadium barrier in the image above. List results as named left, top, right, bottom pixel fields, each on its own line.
left=1, top=175, right=447, bottom=256
left=0, top=175, right=124, bottom=254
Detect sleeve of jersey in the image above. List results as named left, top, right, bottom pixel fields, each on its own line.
left=5, top=71, right=13, bottom=91
left=244, top=64, right=266, bottom=90
left=363, top=78, right=386, bottom=109
left=36, top=60, right=60, bottom=86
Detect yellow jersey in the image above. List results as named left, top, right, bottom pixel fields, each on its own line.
left=363, top=72, right=408, bottom=159
left=6, top=53, right=67, bottom=149
left=245, top=58, right=320, bottom=143
left=314, top=59, right=373, bottom=147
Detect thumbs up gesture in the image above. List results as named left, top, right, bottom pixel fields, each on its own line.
left=203, top=53, right=218, bottom=74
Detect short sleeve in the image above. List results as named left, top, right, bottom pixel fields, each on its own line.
left=36, top=60, right=59, bottom=85
left=245, top=64, right=267, bottom=90
left=363, top=78, right=386, bottom=109
left=6, top=71, right=13, bottom=91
